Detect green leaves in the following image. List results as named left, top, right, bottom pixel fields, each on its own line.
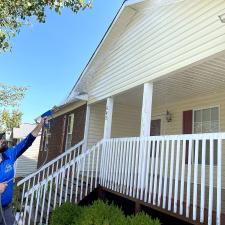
left=72, top=200, right=127, bottom=225
left=50, top=201, right=162, bottom=225
left=127, top=212, right=161, bottom=225
left=0, top=83, right=27, bottom=107
left=0, top=0, right=92, bottom=52
left=0, top=109, right=22, bottom=130
left=50, top=203, right=82, bottom=225
left=0, top=83, right=27, bottom=132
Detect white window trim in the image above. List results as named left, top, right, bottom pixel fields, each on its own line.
left=65, top=113, right=74, bottom=150
left=192, top=105, right=221, bottom=134
left=191, top=105, right=220, bottom=167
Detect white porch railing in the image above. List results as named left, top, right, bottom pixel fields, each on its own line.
left=17, top=140, right=102, bottom=225
left=100, top=133, right=225, bottom=225
left=17, top=133, right=224, bottom=225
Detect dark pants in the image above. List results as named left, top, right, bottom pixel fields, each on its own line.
left=0, top=205, right=15, bottom=225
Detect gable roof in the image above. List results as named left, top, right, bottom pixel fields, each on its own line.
left=63, top=0, right=146, bottom=105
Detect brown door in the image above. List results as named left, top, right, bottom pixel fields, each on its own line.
left=150, top=119, right=161, bottom=136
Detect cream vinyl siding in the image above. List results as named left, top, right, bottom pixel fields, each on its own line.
left=87, top=103, right=105, bottom=149
left=112, top=103, right=141, bottom=138
left=153, top=91, right=225, bottom=188
left=86, top=102, right=142, bottom=171
left=15, top=135, right=41, bottom=177
left=152, top=91, right=225, bottom=136
left=84, top=0, right=225, bottom=104
left=87, top=102, right=142, bottom=148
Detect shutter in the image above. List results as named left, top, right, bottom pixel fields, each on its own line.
left=183, top=110, right=193, bottom=134
left=183, top=110, right=193, bottom=164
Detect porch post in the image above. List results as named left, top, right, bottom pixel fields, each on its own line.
left=103, top=97, right=114, bottom=139
left=140, top=82, right=153, bottom=137
left=139, top=82, right=153, bottom=199
left=82, top=104, right=91, bottom=152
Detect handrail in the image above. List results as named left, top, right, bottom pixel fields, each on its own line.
left=23, top=144, right=100, bottom=198
left=105, top=132, right=225, bottom=141
left=17, top=140, right=84, bottom=186
left=18, top=140, right=103, bottom=225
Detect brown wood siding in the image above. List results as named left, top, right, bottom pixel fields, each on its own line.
left=37, top=104, right=87, bottom=167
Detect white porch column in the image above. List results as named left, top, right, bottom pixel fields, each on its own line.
left=140, top=82, right=153, bottom=137
left=83, top=105, right=91, bottom=152
left=139, top=82, right=153, bottom=200
left=103, top=97, right=114, bottom=139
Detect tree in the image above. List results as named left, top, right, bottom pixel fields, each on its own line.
left=0, top=83, right=27, bottom=131
left=0, top=109, right=22, bottom=130
left=0, top=83, right=27, bottom=107
left=0, top=0, right=91, bottom=52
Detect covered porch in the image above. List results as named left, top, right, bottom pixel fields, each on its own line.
left=84, top=53, right=225, bottom=225
left=86, top=52, right=225, bottom=142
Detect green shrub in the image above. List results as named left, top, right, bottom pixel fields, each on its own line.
left=72, top=200, right=127, bottom=225
left=12, top=185, right=23, bottom=212
left=127, top=212, right=161, bottom=225
left=50, top=203, right=82, bottom=225
left=50, top=201, right=161, bottom=225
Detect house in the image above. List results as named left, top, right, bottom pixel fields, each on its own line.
left=13, top=123, right=41, bottom=177
left=17, top=0, right=225, bottom=225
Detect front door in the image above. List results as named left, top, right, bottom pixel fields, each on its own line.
left=150, top=119, right=161, bottom=136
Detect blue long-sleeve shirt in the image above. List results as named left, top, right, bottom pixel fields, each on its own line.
left=0, top=133, right=36, bottom=207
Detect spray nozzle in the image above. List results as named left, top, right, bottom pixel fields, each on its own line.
left=41, top=110, right=53, bottom=118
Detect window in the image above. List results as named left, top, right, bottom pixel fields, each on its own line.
left=65, top=114, right=74, bottom=150
left=193, top=106, right=219, bottom=165
left=193, top=107, right=219, bottom=133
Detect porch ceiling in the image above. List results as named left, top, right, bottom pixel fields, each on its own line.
left=114, top=53, right=225, bottom=108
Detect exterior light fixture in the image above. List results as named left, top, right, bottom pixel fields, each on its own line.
left=166, top=110, right=172, bottom=122
left=219, top=13, right=225, bottom=23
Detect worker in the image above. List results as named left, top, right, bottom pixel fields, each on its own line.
left=0, top=118, right=45, bottom=225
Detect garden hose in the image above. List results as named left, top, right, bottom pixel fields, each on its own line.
left=0, top=194, right=7, bottom=225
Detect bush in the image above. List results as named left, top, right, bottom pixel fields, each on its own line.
left=72, top=200, right=126, bottom=225
left=50, top=201, right=161, bottom=225
left=127, top=212, right=161, bottom=225
left=12, top=185, right=23, bottom=212
left=50, top=203, right=82, bottom=225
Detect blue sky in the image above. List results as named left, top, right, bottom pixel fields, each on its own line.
left=0, top=0, right=124, bottom=123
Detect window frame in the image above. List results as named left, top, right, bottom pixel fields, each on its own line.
left=191, top=105, right=220, bottom=166
left=192, top=105, right=220, bottom=134
left=65, top=113, right=74, bottom=150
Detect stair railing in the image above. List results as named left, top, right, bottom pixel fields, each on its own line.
left=17, top=140, right=103, bottom=225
